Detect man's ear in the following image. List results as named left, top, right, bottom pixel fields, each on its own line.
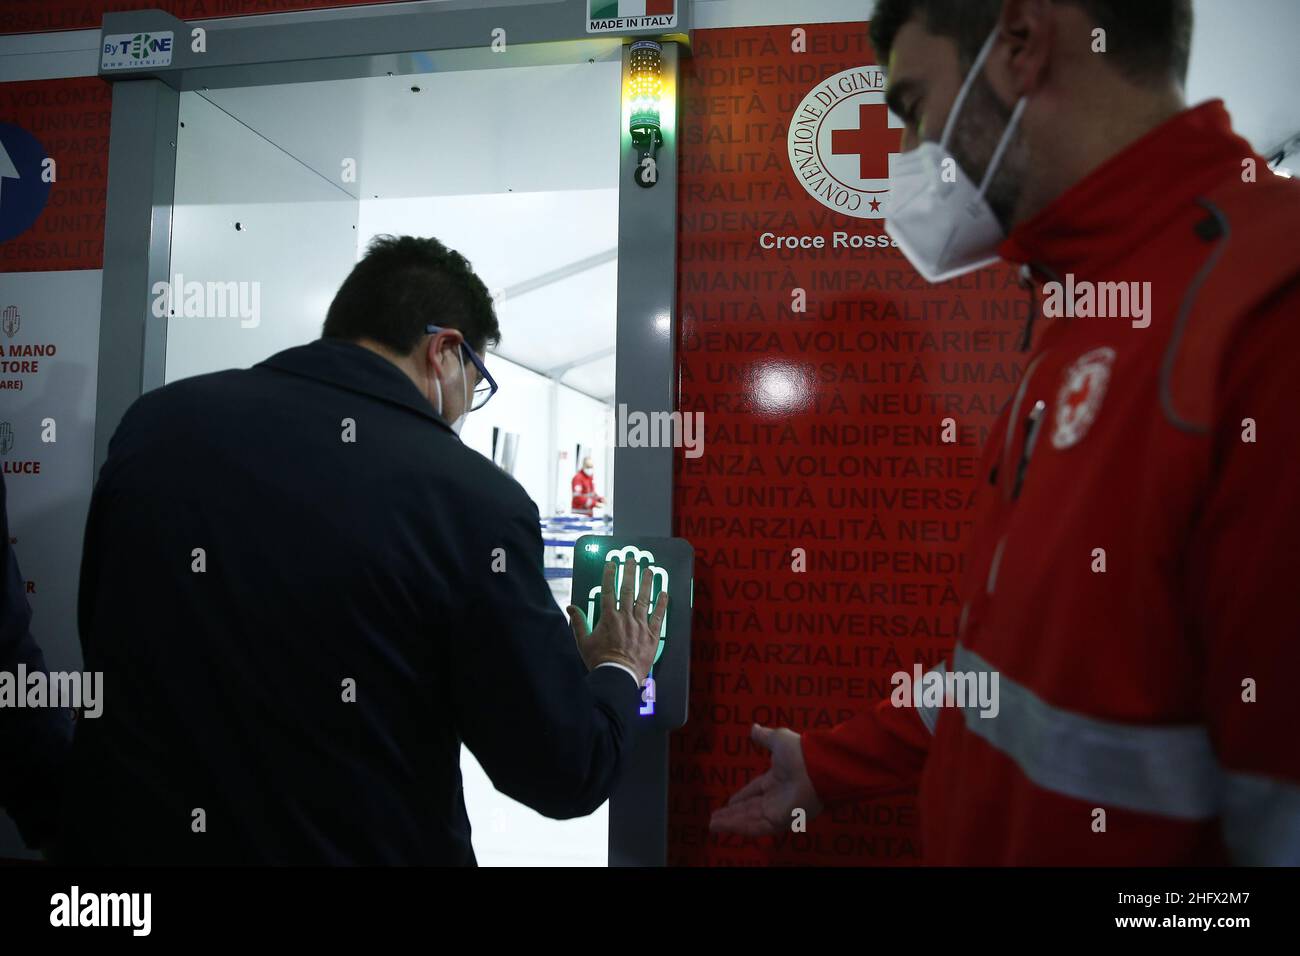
left=421, top=336, right=443, bottom=384
left=994, top=0, right=1053, bottom=100
left=425, top=330, right=460, bottom=381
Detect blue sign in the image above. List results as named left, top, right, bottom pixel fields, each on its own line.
left=0, top=123, right=52, bottom=244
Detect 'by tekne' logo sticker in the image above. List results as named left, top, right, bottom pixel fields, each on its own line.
left=101, top=32, right=174, bottom=70
left=1051, top=348, right=1116, bottom=450
left=787, top=66, right=904, bottom=220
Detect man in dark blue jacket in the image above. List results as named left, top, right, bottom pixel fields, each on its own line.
left=53, top=235, right=664, bottom=864
left=0, top=473, right=74, bottom=851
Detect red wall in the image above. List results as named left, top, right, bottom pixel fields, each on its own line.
left=669, top=23, right=1027, bottom=865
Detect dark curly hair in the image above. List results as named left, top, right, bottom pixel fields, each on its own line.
left=322, top=234, right=501, bottom=355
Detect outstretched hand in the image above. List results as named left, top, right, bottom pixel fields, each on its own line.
left=709, top=724, right=825, bottom=836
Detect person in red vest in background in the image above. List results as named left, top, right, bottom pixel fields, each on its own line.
left=712, top=0, right=1300, bottom=864
left=571, top=456, right=605, bottom=516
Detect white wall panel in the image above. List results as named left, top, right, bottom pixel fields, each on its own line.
left=164, top=91, right=358, bottom=384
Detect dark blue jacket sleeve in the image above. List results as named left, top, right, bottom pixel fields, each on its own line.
left=447, top=499, right=643, bottom=819
left=0, top=476, right=75, bottom=849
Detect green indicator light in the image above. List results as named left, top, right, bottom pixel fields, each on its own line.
left=627, top=39, right=665, bottom=189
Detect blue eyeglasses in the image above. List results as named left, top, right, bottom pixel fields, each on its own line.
left=426, top=324, right=498, bottom=411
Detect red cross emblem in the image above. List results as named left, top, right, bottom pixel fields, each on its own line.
left=1052, top=348, right=1116, bottom=450
left=1064, top=376, right=1092, bottom=417
left=831, top=104, right=905, bottom=181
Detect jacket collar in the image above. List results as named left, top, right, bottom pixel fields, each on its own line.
left=998, top=100, right=1254, bottom=281
left=258, top=338, right=456, bottom=434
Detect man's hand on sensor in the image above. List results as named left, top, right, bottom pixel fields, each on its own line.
left=567, top=559, right=667, bottom=685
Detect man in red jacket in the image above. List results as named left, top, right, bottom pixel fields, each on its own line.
left=712, top=0, right=1300, bottom=864
left=571, top=456, right=606, bottom=516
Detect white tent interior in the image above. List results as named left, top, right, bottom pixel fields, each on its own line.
left=164, top=53, right=628, bottom=866
left=165, top=51, right=624, bottom=520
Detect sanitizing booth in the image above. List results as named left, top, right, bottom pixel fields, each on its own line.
left=95, top=0, right=690, bottom=866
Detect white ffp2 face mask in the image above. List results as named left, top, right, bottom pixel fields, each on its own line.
left=433, top=348, right=469, bottom=436
left=885, top=29, right=1028, bottom=284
